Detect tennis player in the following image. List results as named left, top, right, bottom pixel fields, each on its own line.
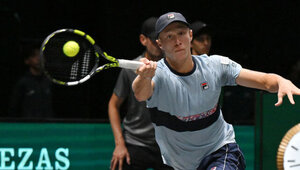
left=132, top=12, right=300, bottom=170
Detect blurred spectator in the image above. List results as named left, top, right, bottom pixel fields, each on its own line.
left=8, top=43, right=54, bottom=118
left=191, top=21, right=212, bottom=55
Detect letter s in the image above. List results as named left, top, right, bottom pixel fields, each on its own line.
left=55, top=148, right=70, bottom=170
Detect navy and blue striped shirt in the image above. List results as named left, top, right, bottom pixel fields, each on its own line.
left=147, top=54, right=242, bottom=170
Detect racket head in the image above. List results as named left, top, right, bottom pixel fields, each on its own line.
left=40, top=29, right=114, bottom=86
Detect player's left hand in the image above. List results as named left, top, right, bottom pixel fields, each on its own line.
left=275, top=79, right=300, bottom=106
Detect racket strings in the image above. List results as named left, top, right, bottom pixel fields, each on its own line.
left=42, top=32, right=98, bottom=83
left=70, top=60, right=79, bottom=80
left=69, top=49, right=93, bottom=80
left=81, top=49, right=91, bottom=77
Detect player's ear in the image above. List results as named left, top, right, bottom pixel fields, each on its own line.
left=139, top=34, right=147, bottom=46
left=156, top=39, right=163, bottom=50
left=189, top=29, right=193, bottom=42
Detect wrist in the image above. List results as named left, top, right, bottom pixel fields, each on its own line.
left=115, top=138, right=125, bottom=146
left=138, top=75, right=152, bottom=80
left=277, top=76, right=287, bottom=85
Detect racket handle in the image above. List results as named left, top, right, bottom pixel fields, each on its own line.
left=118, top=59, right=143, bottom=70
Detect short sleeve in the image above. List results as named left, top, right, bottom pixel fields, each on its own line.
left=113, top=69, right=130, bottom=98
left=210, top=55, right=242, bottom=86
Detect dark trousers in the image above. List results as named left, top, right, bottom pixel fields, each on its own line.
left=197, top=143, right=246, bottom=170
left=121, top=143, right=173, bottom=170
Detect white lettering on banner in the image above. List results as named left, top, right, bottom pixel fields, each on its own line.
left=0, top=147, right=70, bottom=170
left=0, top=148, right=15, bottom=169
left=18, top=148, right=33, bottom=169
left=35, top=148, right=54, bottom=170
left=55, top=148, right=70, bottom=170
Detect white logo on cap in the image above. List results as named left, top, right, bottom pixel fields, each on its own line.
left=167, top=14, right=175, bottom=19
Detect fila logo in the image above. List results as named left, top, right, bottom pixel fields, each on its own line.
left=167, top=14, right=175, bottom=19
left=201, top=82, right=209, bottom=90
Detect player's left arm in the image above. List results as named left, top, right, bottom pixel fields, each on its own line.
left=236, top=68, right=300, bottom=106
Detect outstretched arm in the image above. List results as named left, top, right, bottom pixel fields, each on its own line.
left=236, top=68, right=300, bottom=106
left=132, top=58, right=157, bottom=101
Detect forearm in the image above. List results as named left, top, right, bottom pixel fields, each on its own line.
left=237, top=68, right=300, bottom=106
left=132, top=75, right=153, bottom=101
left=108, top=100, right=125, bottom=146
left=237, top=69, right=286, bottom=93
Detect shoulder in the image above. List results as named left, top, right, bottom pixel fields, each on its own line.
left=192, top=54, right=225, bottom=63
left=156, top=58, right=168, bottom=70
left=209, top=55, right=229, bottom=63
left=18, top=73, right=32, bottom=83
left=192, top=54, right=223, bottom=65
left=14, top=73, right=32, bottom=89
left=194, top=54, right=231, bottom=66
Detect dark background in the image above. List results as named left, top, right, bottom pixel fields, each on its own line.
left=1, top=0, right=299, bottom=123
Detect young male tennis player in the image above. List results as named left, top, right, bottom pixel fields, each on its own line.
left=132, top=12, right=300, bottom=170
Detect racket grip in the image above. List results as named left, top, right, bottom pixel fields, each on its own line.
left=118, top=59, right=143, bottom=70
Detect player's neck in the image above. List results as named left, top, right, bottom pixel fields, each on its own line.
left=166, top=54, right=194, bottom=74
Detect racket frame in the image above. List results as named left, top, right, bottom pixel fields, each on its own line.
left=40, top=29, right=124, bottom=86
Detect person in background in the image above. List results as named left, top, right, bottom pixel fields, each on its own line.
left=108, top=17, right=173, bottom=170
left=9, top=43, right=53, bottom=118
left=191, top=20, right=212, bottom=55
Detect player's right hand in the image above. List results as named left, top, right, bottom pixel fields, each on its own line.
left=110, top=144, right=130, bottom=170
left=136, top=58, right=157, bottom=79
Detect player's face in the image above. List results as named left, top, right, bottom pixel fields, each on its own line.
left=191, top=34, right=211, bottom=55
left=157, top=22, right=192, bottom=61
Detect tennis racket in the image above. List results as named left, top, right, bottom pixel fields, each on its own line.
left=40, top=29, right=143, bottom=86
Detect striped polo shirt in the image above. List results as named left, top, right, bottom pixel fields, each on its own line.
left=147, top=54, right=242, bottom=170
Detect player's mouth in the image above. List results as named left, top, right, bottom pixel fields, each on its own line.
left=175, top=49, right=184, bottom=53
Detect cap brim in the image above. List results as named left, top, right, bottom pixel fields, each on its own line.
left=157, top=21, right=190, bottom=37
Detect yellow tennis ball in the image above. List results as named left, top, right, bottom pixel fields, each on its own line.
left=63, top=41, right=80, bottom=57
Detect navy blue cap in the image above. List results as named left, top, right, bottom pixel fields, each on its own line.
left=155, top=12, right=190, bottom=38
left=141, top=17, right=158, bottom=41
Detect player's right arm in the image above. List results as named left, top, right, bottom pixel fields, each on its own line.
left=108, top=93, right=130, bottom=170
left=132, top=58, right=157, bottom=101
